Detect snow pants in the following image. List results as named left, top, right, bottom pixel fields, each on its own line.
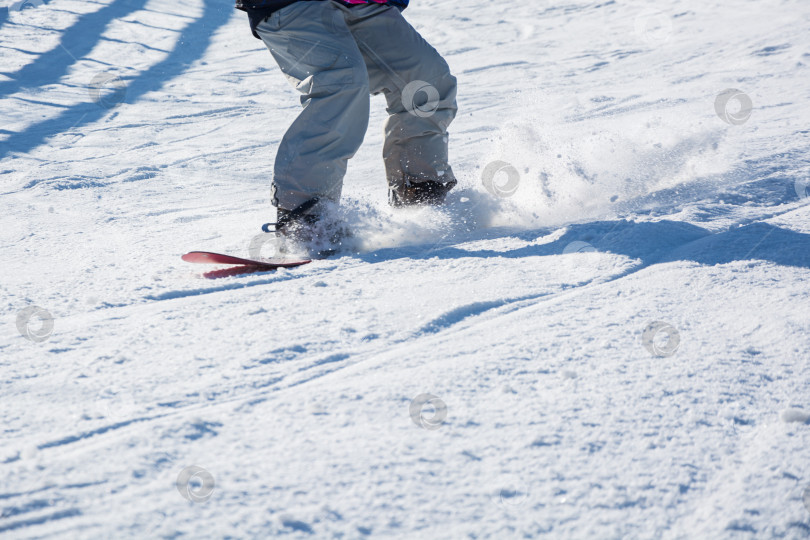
left=254, top=0, right=458, bottom=211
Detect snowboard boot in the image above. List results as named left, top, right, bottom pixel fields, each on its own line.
left=389, top=176, right=457, bottom=207
left=261, top=198, right=348, bottom=258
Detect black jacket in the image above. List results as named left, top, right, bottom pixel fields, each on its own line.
left=236, top=0, right=409, bottom=39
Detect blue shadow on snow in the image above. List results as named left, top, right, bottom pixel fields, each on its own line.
left=0, top=0, right=146, bottom=98
left=360, top=220, right=810, bottom=271
left=0, top=0, right=232, bottom=161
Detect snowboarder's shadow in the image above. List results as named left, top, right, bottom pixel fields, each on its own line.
left=358, top=219, right=810, bottom=270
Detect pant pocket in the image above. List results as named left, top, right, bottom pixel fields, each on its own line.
left=286, top=37, right=343, bottom=70
left=283, top=37, right=355, bottom=93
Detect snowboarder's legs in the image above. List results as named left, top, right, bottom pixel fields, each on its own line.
left=255, top=1, right=457, bottom=212
left=254, top=1, right=371, bottom=211
left=341, top=3, right=458, bottom=202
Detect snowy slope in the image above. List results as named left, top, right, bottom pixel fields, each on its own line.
left=2, top=0, right=810, bottom=537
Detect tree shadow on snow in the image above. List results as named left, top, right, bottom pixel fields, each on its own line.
left=0, top=0, right=146, bottom=100
left=0, top=0, right=232, bottom=161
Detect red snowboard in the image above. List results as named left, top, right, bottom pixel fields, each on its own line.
left=182, top=251, right=311, bottom=278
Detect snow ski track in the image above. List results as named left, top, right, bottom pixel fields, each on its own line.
left=415, top=294, right=554, bottom=337
left=144, top=260, right=369, bottom=303
left=36, top=415, right=169, bottom=450
left=26, top=353, right=362, bottom=457
left=0, top=509, right=82, bottom=535
left=143, top=271, right=318, bottom=302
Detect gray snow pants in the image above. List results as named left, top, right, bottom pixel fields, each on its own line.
left=254, top=0, right=458, bottom=211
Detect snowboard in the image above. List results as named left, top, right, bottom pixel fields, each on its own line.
left=182, top=251, right=311, bottom=271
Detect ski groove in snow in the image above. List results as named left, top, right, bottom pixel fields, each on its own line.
left=36, top=416, right=164, bottom=450
left=0, top=509, right=83, bottom=534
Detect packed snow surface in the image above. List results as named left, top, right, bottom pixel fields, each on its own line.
left=2, top=0, right=810, bottom=537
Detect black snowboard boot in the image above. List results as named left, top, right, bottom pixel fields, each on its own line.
left=262, top=198, right=347, bottom=258
left=389, top=176, right=457, bottom=207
